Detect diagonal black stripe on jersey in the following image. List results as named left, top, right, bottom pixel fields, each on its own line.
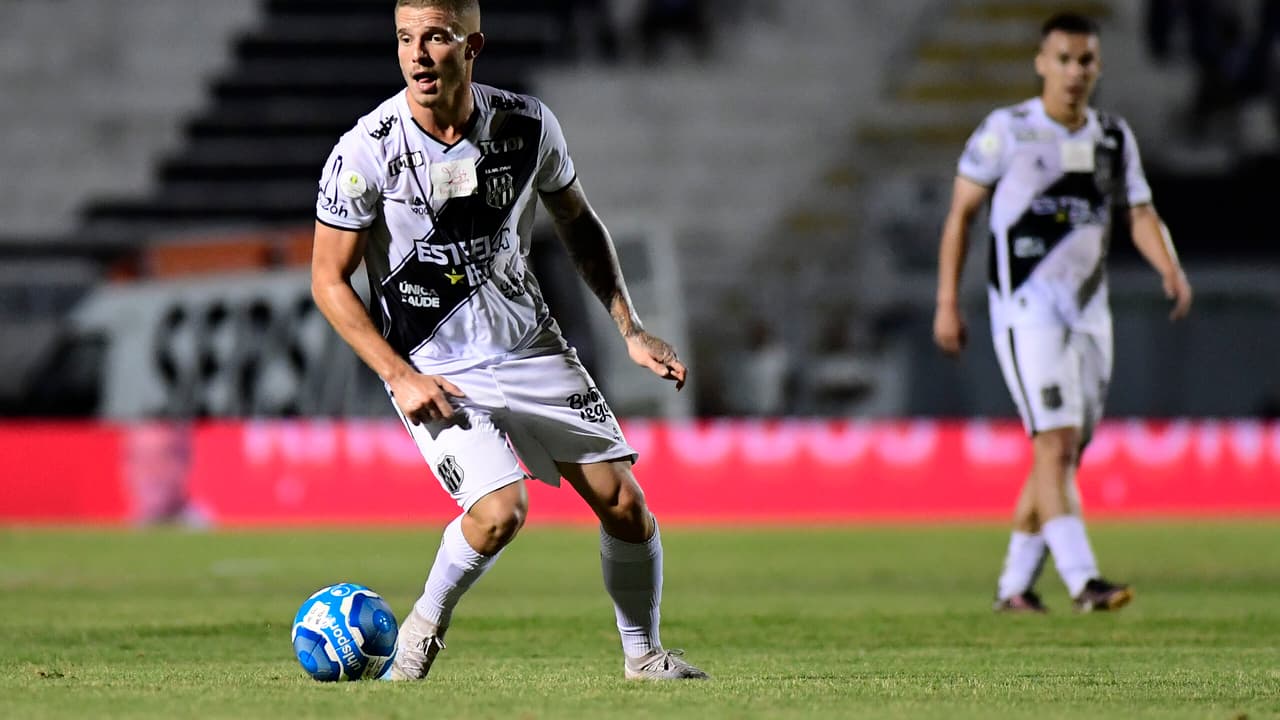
left=992, top=165, right=1119, bottom=294
left=1076, top=121, right=1127, bottom=310
left=376, top=112, right=543, bottom=357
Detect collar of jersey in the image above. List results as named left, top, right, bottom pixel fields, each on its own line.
left=400, top=86, right=482, bottom=153
left=1031, top=97, right=1097, bottom=138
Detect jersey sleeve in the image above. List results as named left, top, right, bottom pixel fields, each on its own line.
left=535, top=101, right=577, bottom=193
left=316, top=131, right=383, bottom=230
left=957, top=111, right=1008, bottom=187
left=1118, top=119, right=1153, bottom=208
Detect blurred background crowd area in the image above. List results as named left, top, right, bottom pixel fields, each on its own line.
left=1, top=0, right=1277, bottom=422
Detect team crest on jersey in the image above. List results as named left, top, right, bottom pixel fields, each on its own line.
left=485, top=173, right=515, bottom=209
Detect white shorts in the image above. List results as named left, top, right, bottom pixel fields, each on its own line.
left=991, top=323, right=1112, bottom=440
left=391, top=350, right=636, bottom=510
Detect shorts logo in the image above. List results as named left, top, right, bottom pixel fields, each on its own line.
left=567, top=387, right=613, bottom=424
left=437, top=455, right=464, bottom=494
left=1041, top=385, right=1063, bottom=410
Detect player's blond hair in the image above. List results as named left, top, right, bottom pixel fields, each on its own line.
left=395, top=0, right=480, bottom=30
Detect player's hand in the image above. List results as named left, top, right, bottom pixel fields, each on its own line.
left=1163, top=269, right=1193, bottom=321
left=933, top=303, right=967, bottom=356
left=625, top=330, right=687, bottom=391
left=389, top=371, right=466, bottom=425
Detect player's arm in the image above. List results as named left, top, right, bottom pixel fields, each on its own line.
left=1128, top=204, right=1192, bottom=320
left=933, top=176, right=992, bottom=356
left=310, top=221, right=464, bottom=421
left=539, top=179, right=687, bottom=390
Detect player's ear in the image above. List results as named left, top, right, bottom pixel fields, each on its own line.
left=465, top=32, right=485, bottom=60
left=1033, top=47, right=1047, bottom=79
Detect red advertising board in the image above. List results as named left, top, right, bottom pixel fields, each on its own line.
left=2, top=419, right=1279, bottom=525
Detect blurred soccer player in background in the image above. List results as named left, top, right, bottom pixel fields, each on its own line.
left=123, top=422, right=211, bottom=528
left=310, top=0, right=707, bottom=681
left=932, top=12, right=1193, bottom=613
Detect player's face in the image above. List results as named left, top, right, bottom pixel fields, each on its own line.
left=395, top=6, right=482, bottom=110
left=1035, top=31, right=1101, bottom=109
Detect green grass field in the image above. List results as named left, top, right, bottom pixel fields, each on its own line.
left=2, top=522, right=1277, bottom=719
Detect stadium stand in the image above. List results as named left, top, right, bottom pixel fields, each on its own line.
left=2, top=0, right=1277, bottom=419
left=0, top=0, right=589, bottom=417
left=839, top=0, right=1280, bottom=418
left=81, top=0, right=575, bottom=244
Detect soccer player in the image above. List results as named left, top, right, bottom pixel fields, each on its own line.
left=932, top=12, right=1193, bottom=613
left=310, top=0, right=707, bottom=680
left=122, top=422, right=210, bottom=528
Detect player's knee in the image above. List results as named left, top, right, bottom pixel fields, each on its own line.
left=618, top=480, right=650, bottom=517
left=1012, top=504, right=1040, bottom=533
left=470, top=511, right=523, bottom=552
left=467, top=499, right=526, bottom=552
left=598, top=482, right=650, bottom=538
left=1034, top=429, right=1080, bottom=470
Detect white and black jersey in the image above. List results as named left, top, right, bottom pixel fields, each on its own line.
left=316, top=84, right=576, bottom=374
left=958, top=98, right=1151, bottom=334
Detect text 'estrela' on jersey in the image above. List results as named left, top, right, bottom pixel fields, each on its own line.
left=316, top=84, right=576, bottom=374
left=958, top=98, right=1151, bottom=328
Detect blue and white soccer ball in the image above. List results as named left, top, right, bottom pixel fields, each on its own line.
left=291, top=582, right=399, bottom=681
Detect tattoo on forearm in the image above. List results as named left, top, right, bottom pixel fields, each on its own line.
left=560, top=213, right=640, bottom=336
left=543, top=183, right=642, bottom=336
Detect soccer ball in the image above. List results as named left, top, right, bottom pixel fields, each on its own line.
left=291, top=582, right=399, bottom=681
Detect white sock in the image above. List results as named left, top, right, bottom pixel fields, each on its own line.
left=414, top=515, right=500, bottom=630
left=1041, top=515, right=1099, bottom=597
left=600, top=520, right=663, bottom=659
left=996, top=531, right=1047, bottom=600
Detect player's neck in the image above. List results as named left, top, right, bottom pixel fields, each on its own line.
left=406, top=85, right=475, bottom=144
left=1041, top=97, right=1088, bottom=132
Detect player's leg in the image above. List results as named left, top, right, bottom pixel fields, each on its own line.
left=991, top=326, right=1050, bottom=611
left=559, top=459, right=708, bottom=680
left=1067, top=329, right=1133, bottom=612
left=493, top=350, right=706, bottom=679
left=418, top=481, right=528, bottom=631
left=993, top=481, right=1050, bottom=612
left=558, top=458, right=657, bottom=664
left=1030, top=425, right=1103, bottom=599
left=1001, top=323, right=1099, bottom=600
left=1015, top=327, right=1129, bottom=610
left=388, top=400, right=530, bottom=680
